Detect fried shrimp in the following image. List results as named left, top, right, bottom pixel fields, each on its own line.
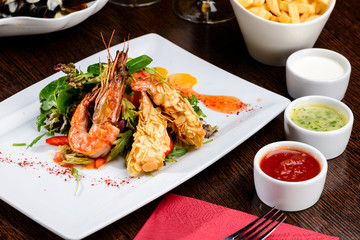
left=127, top=91, right=171, bottom=176
left=68, top=48, right=128, bottom=158
left=131, top=78, right=205, bottom=148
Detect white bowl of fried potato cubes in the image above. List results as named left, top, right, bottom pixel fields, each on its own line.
left=230, top=0, right=336, bottom=66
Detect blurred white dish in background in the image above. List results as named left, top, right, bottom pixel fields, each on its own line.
left=254, top=141, right=328, bottom=212
left=286, top=48, right=351, bottom=100
left=0, top=0, right=108, bottom=37
left=229, top=0, right=336, bottom=66
left=284, top=95, right=353, bottom=159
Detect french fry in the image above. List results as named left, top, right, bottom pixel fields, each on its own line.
left=237, top=0, right=254, bottom=8
left=304, top=14, right=321, bottom=21
left=237, top=0, right=329, bottom=23
left=288, top=3, right=300, bottom=23
left=316, top=0, right=329, bottom=14
left=300, top=10, right=310, bottom=22
left=279, top=10, right=292, bottom=23
left=279, top=1, right=289, bottom=11
left=249, top=6, right=273, bottom=20
left=270, top=15, right=279, bottom=22
left=253, top=0, right=266, bottom=6
left=296, top=0, right=310, bottom=4
left=296, top=3, right=315, bottom=14
left=266, top=0, right=281, bottom=16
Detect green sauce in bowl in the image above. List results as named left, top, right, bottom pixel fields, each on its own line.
left=290, top=103, right=348, bottom=132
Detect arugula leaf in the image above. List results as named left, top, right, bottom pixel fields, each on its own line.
left=27, top=130, right=55, bottom=148
left=71, top=167, right=80, bottom=196
left=165, top=146, right=188, bottom=161
left=122, top=98, right=138, bottom=131
left=127, top=55, right=153, bottom=74
left=36, top=113, right=48, bottom=131
left=184, top=95, right=207, bottom=118
left=106, top=130, right=133, bottom=161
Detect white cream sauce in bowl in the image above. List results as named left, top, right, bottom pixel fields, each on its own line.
left=286, top=48, right=351, bottom=100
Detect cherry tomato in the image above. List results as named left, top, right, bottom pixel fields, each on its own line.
left=45, top=136, right=69, bottom=146
left=94, top=157, right=106, bottom=169
left=165, top=137, right=173, bottom=156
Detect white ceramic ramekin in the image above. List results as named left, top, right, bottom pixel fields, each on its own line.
left=286, top=48, right=351, bottom=100
left=254, top=141, right=328, bottom=212
left=284, top=95, right=353, bottom=159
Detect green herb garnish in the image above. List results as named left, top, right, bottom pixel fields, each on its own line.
left=165, top=146, right=188, bottom=162
left=127, top=55, right=153, bottom=74
left=184, top=95, right=207, bottom=118
left=71, top=167, right=80, bottom=196
left=12, top=143, right=27, bottom=146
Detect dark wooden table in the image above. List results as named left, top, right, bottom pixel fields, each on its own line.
left=0, top=0, right=359, bottom=239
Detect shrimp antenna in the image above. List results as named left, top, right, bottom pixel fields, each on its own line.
left=95, top=58, right=104, bottom=109
left=100, top=31, right=115, bottom=62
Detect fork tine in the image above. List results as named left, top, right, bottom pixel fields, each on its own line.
left=221, top=207, right=286, bottom=240
left=256, top=215, right=287, bottom=240
left=237, top=209, right=280, bottom=240
left=245, top=211, right=286, bottom=240
left=222, top=207, right=276, bottom=240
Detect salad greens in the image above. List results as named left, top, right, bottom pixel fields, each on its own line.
left=34, top=53, right=217, bottom=172
left=29, top=53, right=221, bottom=195
left=165, top=146, right=188, bottom=162
left=35, top=55, right=152, bottom=139
left=32, top=55, right=160, bottom=166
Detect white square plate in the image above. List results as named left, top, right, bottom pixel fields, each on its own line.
left=0, top=33, right=290, bottom=239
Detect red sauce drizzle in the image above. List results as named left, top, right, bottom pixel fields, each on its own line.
left=260, top=149, right=321, bottom=182
left=197, top=94, right=248, bottom=114
left=165, top=73, right=249, bottom=115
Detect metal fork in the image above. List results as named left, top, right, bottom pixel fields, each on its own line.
left=222, top=207, right=287, bottom=240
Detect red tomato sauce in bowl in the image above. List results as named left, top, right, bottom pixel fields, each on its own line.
left=260, top=148, right=321, bottom=182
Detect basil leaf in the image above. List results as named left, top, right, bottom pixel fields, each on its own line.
left=127, top=55, right=153, bottom=74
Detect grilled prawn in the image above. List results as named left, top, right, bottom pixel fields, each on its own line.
left=68, top=48, right=128, bottom=158
left=127, top=91, right=171, bottom=176
left=131, top=76, right=205, bottom=148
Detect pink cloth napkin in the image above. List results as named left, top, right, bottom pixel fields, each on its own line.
left=134, top=193, right=339, bottom=240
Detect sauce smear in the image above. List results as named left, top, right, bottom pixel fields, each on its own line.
left=167, top=73, right=248, bottom=114
left=197, top=94, right=247, bottom=114
left=260, top=149, right=321, bottom=182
